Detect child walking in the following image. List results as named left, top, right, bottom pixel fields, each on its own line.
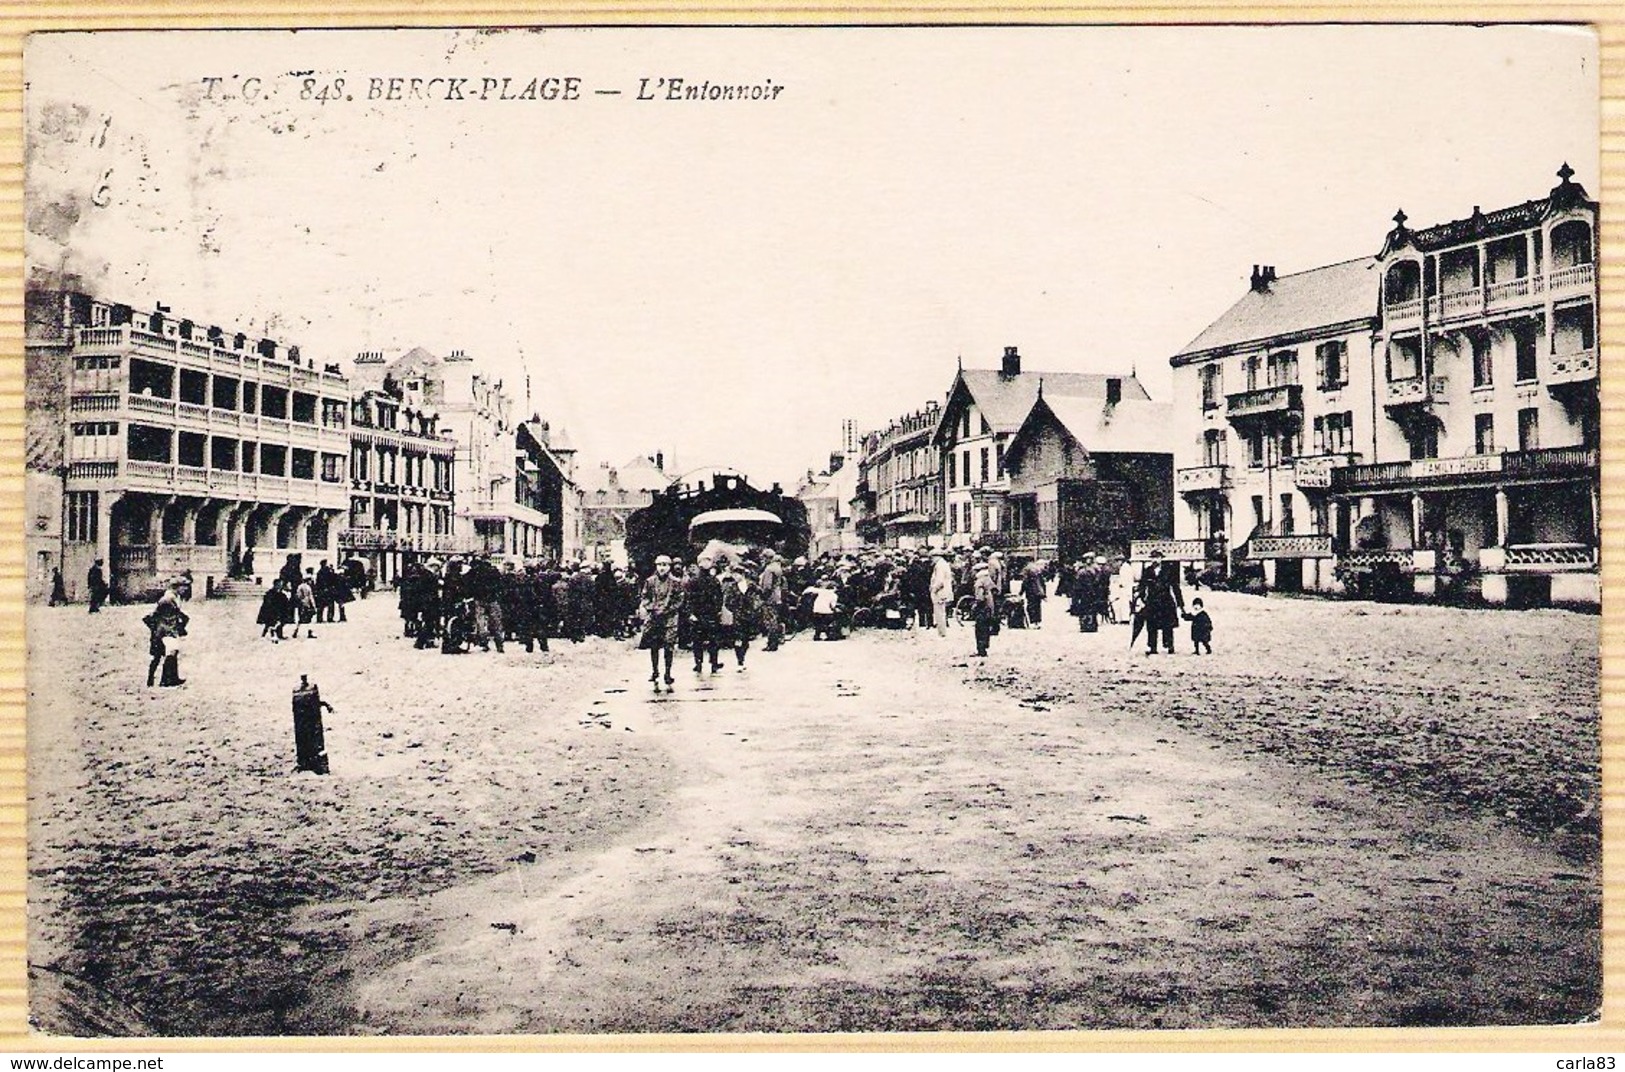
left=1184, top=597, right=1213, bottom=654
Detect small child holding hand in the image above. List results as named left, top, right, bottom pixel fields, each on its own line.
left=1183, top=597, right=1213, bottom=655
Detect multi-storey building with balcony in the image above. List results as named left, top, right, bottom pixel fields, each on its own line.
left=339, top=360, right=464, bottom=585
left=579, top=452, right=673, bottom=564
left=1332, top=165, right=1599, bottom=606
left=1171, top=166, right=1599, bottom=606
left=932, top=345, right=1153, bottom=549
left=26, top=287, right=352, bottom=602
left=853, top=401, right=944, bottom=549
left=366, top=346, right=554, bottom=559
left=1169, top=258, right=1379, bottom=591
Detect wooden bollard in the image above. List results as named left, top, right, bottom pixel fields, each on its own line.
left=291, top=674, right=333, bottom=775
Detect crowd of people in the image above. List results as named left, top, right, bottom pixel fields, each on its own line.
left=255, top=556, right=368, bottom=641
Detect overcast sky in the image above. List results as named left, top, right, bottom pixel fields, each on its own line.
left=25, top=25, right=1598, bottom=488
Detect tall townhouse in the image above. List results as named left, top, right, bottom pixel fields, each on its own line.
left=339, top=362, right=464, bottom=585
left=933, top=345, right=1152, bottom=548
left=1331, top=165, right=1600, bottom=607
left=1171, top=166, right=1599, bottom=607
left=853, top=401, right=944, bottom=549
left=26, top=287, right=350, bottom=602
left=1169, top=259, right=1379, bottom=591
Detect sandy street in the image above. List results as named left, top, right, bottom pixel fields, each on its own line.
left=27, top=589, right=1600, bottom=1036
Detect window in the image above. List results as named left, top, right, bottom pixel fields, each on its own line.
left=1471, top=335, right=1493, bottom=388
left=947, top=452, right=956, bottom=489
left=241, top=383, right=258, bottom=415
left=1202, top=429, right=1225, bottom=467
left=1268, top=350, right=1298, bottom=388
left=1200, top=364, right=1223, bottom=410
left=995, top=442, right=1006, bottom=479
left=1312, top=416, right=1325, bottom=454
left=240, top=442, right=256, bottom=473
left=126, top=424, right=172, bottom=463
left=980, top=415, right=990, bottom=436
left=962, top=501, right=972, bottom=533
left=1514, top=323, right=1539, bottom=382
left=291, top=392, right=317, bottom=425
left=1408, top=424, right=1439, bottom=461
left=210, top=436, right=238, bottom=470
left=178, top=369, right=208, bottom=405
left=979, top=448, right=989, bottom=485
left=1279, top=494, right=1295, bottom=536
left=1518, top=408, right=1540, bottom=452
left=946, top=506, right=955, bottom=535
left=1316, top=341, right=1347, bottom=391
left=66, top=491, right=97, bottom=543
left=1475, top=414, right=1495, bottom=455
left=1251, top=495, right=1265, bottom=533
left=962, top=451, right=971, bottom=488
left=260, top=385, right=289, bottom=420
left=1246, top=431, right=1264, bottom=469
left=260, top=443, right=287, bottom=476
left=1388, top=337, right=1422, bottom=381
left=1244, top=355, right=1261, bottom=392
left=321, top=453, right=344, bottom=482
left=212, top=376, right=240, bottom=410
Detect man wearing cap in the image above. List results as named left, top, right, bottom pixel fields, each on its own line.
left=639, top=555, right=683, bottom=689
left=758, top=550, right=786, bottom=652
left=971, top=560, right=999, bottom=657
left=87, top=558, right=108, bottom=614
left=685, top=552, right=725, bottom=673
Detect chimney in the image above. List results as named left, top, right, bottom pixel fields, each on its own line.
left=1001, top=345, right=1021, bottom=377
left=829, top=452, right=845, bottom=474
left=1106, top=377, right=1122, bottom=406
left=654, top=450, right=664, bottom=471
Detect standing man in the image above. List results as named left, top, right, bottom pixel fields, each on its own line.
left=758, top=551, right=786, bottom=652
left=48, top=566, right=67, bottom=606
left=87, top=559, right=108, bottom=614
left=929, top=551, right=955, bottom=636
left=1137, top=551, right=1185, bottom=655
left=1021, top=559, right=1048, bottom=627
left=685, top=553, right=725, bottom=673
left=971, top=560, right=998, bottom=658
left=639, top=554, right=683, bottom=690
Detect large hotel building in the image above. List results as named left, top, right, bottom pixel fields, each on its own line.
left=1169, top=167, right=1599, bottom=607
left=26, top=288, right=353, bottom=602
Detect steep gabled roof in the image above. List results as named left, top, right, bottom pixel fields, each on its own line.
left=1173, top=257, right=1377, bottom=365
left=934, top=367, right=1152, bottom=444
left=1008, top=394, right=1174, bottom=462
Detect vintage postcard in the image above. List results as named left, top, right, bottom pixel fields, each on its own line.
left=20, top=24, right=1604, bottom=1038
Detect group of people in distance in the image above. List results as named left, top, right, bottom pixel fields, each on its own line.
left=1056, top=550, right=1214, bottom=655
left=256, top=556, right=367, bottom=641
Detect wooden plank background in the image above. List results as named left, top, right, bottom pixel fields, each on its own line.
left=0, top=1, right=1617, bottom=1054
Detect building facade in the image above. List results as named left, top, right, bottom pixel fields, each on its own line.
left=339, top=363, right=465, bottom=585
left=1171, top=167, right=1600, bottom=605
left=373, top=347, right=552, bottom=559
left=1169, top=258, right=1379, bottom=590
left=517, top=419, right=584, bottom=560
left=933, top=346, right=1154, bottom=548
left=27, top=288, right=351, bottom=602
left=999, top=390, right=1174, bottom=562
left=853, top=402, right=944, bottom=548
left=579, top=452, right=673, bottom=564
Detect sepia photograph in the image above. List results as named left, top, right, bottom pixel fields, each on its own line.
left=20, top=24, right=1603, bottom=1037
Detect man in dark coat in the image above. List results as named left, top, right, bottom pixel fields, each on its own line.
left=685, top=553, right=725, bottom=673
left=1136, top=552, right=1185, bottom=655
left=567, top=563, right=595, bottom=643
left=87, top=560, right=108, bottom=613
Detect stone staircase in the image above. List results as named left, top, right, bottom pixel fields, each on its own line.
left=209, top=577, right=266, bottom=600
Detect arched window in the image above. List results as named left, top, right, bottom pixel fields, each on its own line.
left=1384, top=260, right=1421, bottom=305
left=1551, top=220, right=1593, bottom=269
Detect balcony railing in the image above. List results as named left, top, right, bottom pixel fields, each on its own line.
left=1502, top=446, right=1598, bottom=480
left=1544, top=348, right=1598, bottom=387
left=1175, top=464, right=1232, bottom=494
left=68, top=460, right=118, bottom=481
left=1485, top=274, right=1543, bottom=310
left=1428, top=289, right=1484, bottom=320
left=128, top=393, right=177, bottom=417
left=1130, top=538, right=1212, bottom=562
left=1385, top=298, right=1422, bottom=324
left=69, top=392, right=120, bottom=413
left=1224, top=383, right=1302, bottom=421
left=1547, top=262, right=1595, bottom=294
left=1505, top=542, right=1595, bottom=569
left=1340, top=548, right=1413, bottom=570
left=1383, top=375, right=1447, bottom=407
left=1247, top=534, right=1334, bottom=559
